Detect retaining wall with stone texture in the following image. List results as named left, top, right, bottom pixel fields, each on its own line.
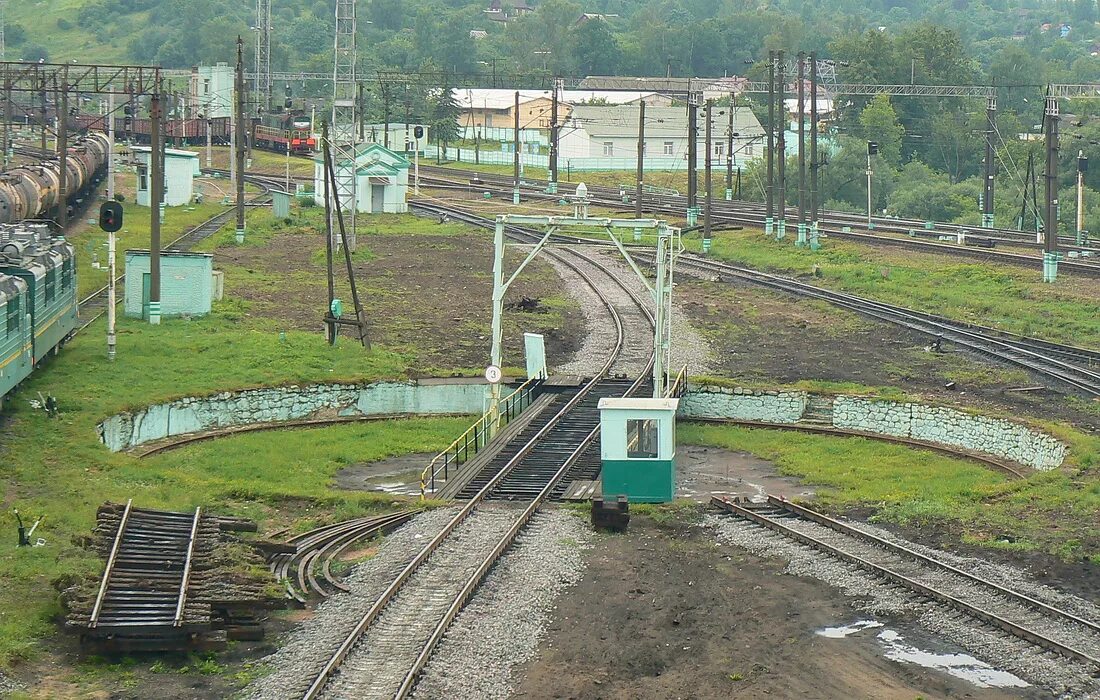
left=681, top=385, right=1067, bottom=471
left=98, top=379, right=500, bottom=452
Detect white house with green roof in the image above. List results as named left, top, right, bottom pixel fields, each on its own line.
left=312, top=143, right=410, bottom=214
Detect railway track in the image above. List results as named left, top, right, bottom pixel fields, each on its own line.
left=712, top=495, right=1100, bottom=676
left=75, top=176, right=275, bottom=332
left=88, top=500, right=204, bottom=632
left=296, top=206, right=656, bottom=699
left=409, top=194, right=1100, bottom=398
left=418, top=165, right=1100, bottom=276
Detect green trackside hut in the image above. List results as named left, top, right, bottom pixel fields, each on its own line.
left=123, top=250, right=213, bottom=319
left=598, top=397, right=680, bottom=503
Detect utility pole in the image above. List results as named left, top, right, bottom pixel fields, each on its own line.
left=686, top=92, right=698, bottom=226
left=57, top=78, right=69, bottom=229
left=149, top=87, right=163, bottom=325
left=513, top=90, right=520, bottom=204
left=2, top=79, right=9, bottom=168
left=867, top=140, right=877, bottom=228
left=549, top=78, right=560, bottom=194
left=1043, top=91, right=1059, bottom=282
left=796, top=51, right=807, bottom=247
left=107, top=91, right=115, bottom=200
left=635, top=100, right=645, bottom=219
left=726, top=92, right=735, bottom=200
left=1077, top=151, right=1088, bottom=245
left=765, top=50, right=775, bottom=236
left=809, top=52, right=820, bottom=248
left=357, top=82, right=365, bottom=141
left=776, top=50, right=786, bottom=239
left=703, top=99, right=713, bottom=253
left=983, top=93, right=996, bottom=228
left=235, top=36, right=247, bottom=243
left=39, top=88, right=47, bottom=152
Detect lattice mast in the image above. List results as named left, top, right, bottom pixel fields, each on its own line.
left=255, top=0, right=272, bottom=114
left=332, top=0, right=358, bottom=249
left=0, top=0, right=6, bottom=61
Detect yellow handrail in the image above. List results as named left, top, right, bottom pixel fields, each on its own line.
left=420, top=374, right=542, bottom=499
left=666, top=365, right=688, bottom=398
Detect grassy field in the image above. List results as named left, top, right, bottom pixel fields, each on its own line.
left=680, top=422, right=1100, bottom=563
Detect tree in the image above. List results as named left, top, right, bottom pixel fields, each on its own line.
left=859, top=94, right=905, bottom=167
left=22, top=44, right=50, bottom=63
left=429, top=80, right=462, bottom=151
left=572, top=18, right=622, bottom=75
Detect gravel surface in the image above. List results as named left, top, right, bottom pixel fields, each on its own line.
left=322, top=504, right=525, bottom=700
left=709, top=514, right=1100, bottom=698
left=412, top=508, right=592, bottom=700
left=544, top=246, right=714, bottom=378
left=244, top=507, right=461, bottom=700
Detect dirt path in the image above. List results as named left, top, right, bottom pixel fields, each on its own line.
left=513, top=516, right=1046, bottom=700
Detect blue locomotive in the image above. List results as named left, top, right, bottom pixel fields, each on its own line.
left=0, top=224, right=78, bottom=403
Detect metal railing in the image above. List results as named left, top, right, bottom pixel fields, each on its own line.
left=420, top=375, right=544, bottom=498
left=666, top=365, right=689, bottom=398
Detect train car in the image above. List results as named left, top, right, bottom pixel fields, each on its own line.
left=0, top=224, right=77, bottom=402
left=253, top=111, right=315, bottom=154
left=72, top=115, right=232, bottom=146
left=0, top=132, right=109, bottom=224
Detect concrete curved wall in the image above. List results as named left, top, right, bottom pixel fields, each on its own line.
left=678, top=385, right=1067, bottom=471
left=98, top=378, right=499, bottom=452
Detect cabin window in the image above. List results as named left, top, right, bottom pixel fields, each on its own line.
left=137, top=166, right=148, bottom=191
left=62, top=258, right=72, bottom=289
left=5, top=299, right=18, bottom=336
left=45, top=269, right=56, bottom=303
left=626, top=419, right=658, bottom=459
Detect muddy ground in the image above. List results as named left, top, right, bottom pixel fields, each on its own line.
left=675, top=275, right=1100, bottom=432
left=513, top=514, right=1044, bottom=700
left=216, top=215, right=585, bottom=373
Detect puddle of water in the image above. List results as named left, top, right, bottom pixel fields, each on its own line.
left=815, top=622, right=1029, bottom=690
left=876, top=629, right=1029, bottom=689
left=816, top=620, right=884, bottom=638
left=369, top=481, right=420, bottom=495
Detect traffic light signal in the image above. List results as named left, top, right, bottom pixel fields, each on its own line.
left=867, top=141, right=879, bottom=155
left=98, top=201, right=123, bottom=233
left=413, top=125, right=424, bottom=139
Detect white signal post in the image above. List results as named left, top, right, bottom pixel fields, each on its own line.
left=106, top=91, right=115, bottom=200
left=414, top=131, right=420, bottom=195
left=107, top=230, right=116, bottom=361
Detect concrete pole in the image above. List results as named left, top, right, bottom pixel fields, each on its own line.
left=235, top=36, right=247, bottom=243
left=1077, top=151, right=1087, bottom=245
left=635, top=100, right=645, bottom=220
left=40, top=88, right=47, bottom=152
left=107, top=229, right=116, bottom=360
left=513, top=91, right=520, bottom=204
left=726, top=92, right=734, bottom=200
left=983, top=95, right=996, bottom=228
left=776, top=51, right=786, bottom=240
left=810, top=52, right=819, bottom=248
left=703, top=99, right=712, bottom=253
left=1044, top=91, right=1059, bottom=282
left=205, top=117, right=212, bottom=169
left=149, top=90, right=163, bottom=325
left=686, top=97, right=697, bottom=225
left=549, top=78, right=559, bottom=194
left=653, top=229, right=668, bottom=398
left=765, top=51, right=775, bottom=235
left=489, top=218, right=506, bottom=427
left=796, top=52, right=806, bottom=246
left=107, top=92, right=115, bottom=201
left=57, top=84, right=68, bottom=229
left=2, top=79, right=9, bottom=168
left=867, top=150, right=873, bottom=229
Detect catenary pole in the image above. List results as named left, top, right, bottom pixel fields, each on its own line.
left=635, top=100, right=645, bottom=219
left=776, top=50, right=786, bottom=239
left=765, top=50, right=775, bottom=235
left=796, top=51, right=806, bottom=246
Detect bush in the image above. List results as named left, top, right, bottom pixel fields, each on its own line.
left=56, top=18, right=73, bottom=30
left=114, top=193, right=126, bottom=202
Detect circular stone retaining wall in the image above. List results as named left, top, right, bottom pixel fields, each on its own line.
left=98, top=378, right=504, bottom=452
left=678, top=385, right=1067, bottom=471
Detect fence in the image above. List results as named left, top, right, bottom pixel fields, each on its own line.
left=420, top=375, right=544, bottom=498
left=460, top=125, right=548, bottom=146
left=424, top=145, right=725, bottom=172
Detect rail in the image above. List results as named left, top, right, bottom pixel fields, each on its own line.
left=173, top=507, right=202, bottom=627
left=89, top=498, right=132, bottom=629
left=419, top=374, right=544, bottom=498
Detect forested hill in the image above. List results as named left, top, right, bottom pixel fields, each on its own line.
left=7, top=0, right=1100, bottom=85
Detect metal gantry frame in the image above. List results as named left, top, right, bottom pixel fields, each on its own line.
left=331, top=0, right=358, bottom=250
left=488, top=210, right=681, bottom=425
left=254, top=0, right=272, bottom=115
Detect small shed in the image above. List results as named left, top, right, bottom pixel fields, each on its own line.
left=124, top=250, right=214, bottom=319
left=133, top=146, right=201, bottom=207
left=598, top=397, right=680, bottom=503
left=312, top=143, right=410, bottom=214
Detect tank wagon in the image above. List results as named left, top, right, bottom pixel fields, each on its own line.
left=0, top=132, right=110, bottom=224
left=0, top=224, right=78, bottom=402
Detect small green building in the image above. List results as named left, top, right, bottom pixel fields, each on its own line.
left=598, top=397, right=680, bottom=503
left=124, top=250, right=214, bottom=319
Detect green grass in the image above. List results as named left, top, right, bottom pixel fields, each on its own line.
left=680, top=422, right=1100, bottom=563
left=700, top=229, right=1100, bottom=347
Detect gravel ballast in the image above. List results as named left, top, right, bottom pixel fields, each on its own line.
left=411, top=508, right=592, bottom=699
left=709, top=514, right=1100, bottom=698
left=244, top=507, right=461, bottom=700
